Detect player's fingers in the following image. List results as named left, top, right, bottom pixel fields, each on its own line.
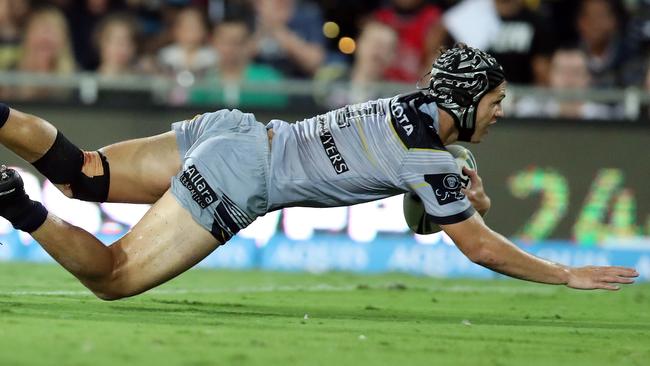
left=462, top=167, right=479, bottom=179
left=601, top=275, right=635, bottom=284
left=462, top=167, right=483, bottom=188
left=597, top=283, right=621, bottom=291
left=607, top=267, right=639, bottom=277
left=617, top=277, right=636, bottom=284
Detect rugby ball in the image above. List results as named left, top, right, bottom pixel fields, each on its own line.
left=402, top=144, right=477, bottom=234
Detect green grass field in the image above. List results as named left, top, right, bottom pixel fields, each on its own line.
left=0, top=262, right=649, bottom=366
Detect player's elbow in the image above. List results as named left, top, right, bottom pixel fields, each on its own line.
left=472, top=247, right=504, bottom=269
left=463, top=237, right=504, bottom=268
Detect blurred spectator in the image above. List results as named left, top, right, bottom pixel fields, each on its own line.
left=47, top=0, right=74, bottom=8
left=5, top=6, right=76, bottom=100
left=122, top=0, right=165, bottom=51
left=66, top=0, right=128, bottom=70
left=316, top=21, right=398, bottom=107
left=9, top=0, right=29, bottom=23
left=94, top=14, right=141, bottom=77
left=431, top=0, right=554, bottom=85
left=514, top=47, right=618, bottom=119
left=0, top=0, right=20, bottom=42
left=643, top=58, right=650, bottom=119
left=647, top=60, right=650, bottom=92
left=157, top=6, right=217, bottom=79
left=372, top=0, right=442, bottom=82
left=253, top=0, right=325, bottom=78
left=540, top=0, right=579, bottom=44
left=0, top=0, right=25, bottom=70
left=622, top=1, right=650, bottom=87
left=627, top=0, right=650, bottom=53
left=350, top=22, right=398, bottom=88
left=575, top=0, right=632, bottom=88
left=189, top=16, right=287, bottom=108
left=490, top=0, right=554, bottom=85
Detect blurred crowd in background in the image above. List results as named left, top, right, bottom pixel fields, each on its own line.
left=1, top=0, right=650, bottom=119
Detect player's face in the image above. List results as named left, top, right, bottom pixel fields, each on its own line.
left=471, top=81, right=507, bottom=143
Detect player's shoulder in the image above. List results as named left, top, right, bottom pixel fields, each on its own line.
left=390, top=89, right=436, bottom=104
left=388, top=90, right=445, bottom=151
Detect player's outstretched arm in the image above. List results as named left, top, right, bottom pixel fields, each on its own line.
left=441, top=213, right=639, bottom=290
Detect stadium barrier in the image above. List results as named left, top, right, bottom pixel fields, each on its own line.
left=2, top=231, right=649, bottom=281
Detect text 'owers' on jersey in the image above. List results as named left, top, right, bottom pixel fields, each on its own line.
left=265, top=91, right=475, bottom=225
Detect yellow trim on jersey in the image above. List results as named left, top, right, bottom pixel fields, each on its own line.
left=410, top=148, right=448, bottom=153
left=387, top=116, right=448, bottom=153
left=386, top=116, right=408, bottom=151
left=410, top=182, right=430, bottom=189
left=355, top=119, right=379, bottom=167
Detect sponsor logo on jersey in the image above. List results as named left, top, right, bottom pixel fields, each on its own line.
left=442, top=174, right=461, bottom=190
left=424, top=173, right=466, bottom=206
left=318, top=115, right=349, bottom=174
left=388, top=92, right=444, bottom=150
left=334, top=101, right=386, bottom=127
left=390, top=97, right=414, bottom=136
left=180, top=164, right=217, bottom=208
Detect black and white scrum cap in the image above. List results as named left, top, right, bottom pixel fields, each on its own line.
left=428, top=44, right=505, bottom=141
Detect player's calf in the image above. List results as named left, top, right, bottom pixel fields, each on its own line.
left=0, top=103, right=111, bottom=202
left=32, top=130, right=111, bottom=202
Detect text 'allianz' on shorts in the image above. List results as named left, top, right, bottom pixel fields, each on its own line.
left=170, top=109, right=269, bottom=243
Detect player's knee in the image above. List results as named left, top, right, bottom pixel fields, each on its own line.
left=69, top=151, right=111, bottom=202
left=92, top=289, right=123, bottom=301
left=32, top=131, right=111, bottom=202
left=89, top=269, right=147, bottom=301
left=93, top=287, right=137, bottom=301
left=90, top=279, right=133, bottom=301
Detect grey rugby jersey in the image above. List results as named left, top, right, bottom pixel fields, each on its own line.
left=266, top=91, right=475, bottom=225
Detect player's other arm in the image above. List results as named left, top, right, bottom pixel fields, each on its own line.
left=441, top=213, right=639, bottom=290
left=461, top=167, right=490, bottom=217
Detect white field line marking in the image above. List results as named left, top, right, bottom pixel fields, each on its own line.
left=0, top=284, right=557, bottom=297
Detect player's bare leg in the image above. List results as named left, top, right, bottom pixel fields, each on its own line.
left=0, top=108, right=58, bottom=161
left=0, top=167, right=219, bottom=300
left=99, top=132, right=181, bottom=203
left=34, top=192, right=218, bottom=299
left=0, top=105, right=180, bottom=204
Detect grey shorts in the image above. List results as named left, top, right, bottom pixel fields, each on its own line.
left=170, top=109, right=269, bottom=242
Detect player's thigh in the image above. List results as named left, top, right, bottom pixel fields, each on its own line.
left=101, top=131, right=181, bottom=203
left=84, top=190, right=220, bottom=299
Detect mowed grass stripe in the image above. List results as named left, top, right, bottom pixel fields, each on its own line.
left=0, top=262, right=649, bottom=366
left=0, top=283, right=560, bottom=297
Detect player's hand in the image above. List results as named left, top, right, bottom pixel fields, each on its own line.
left=566, top=266, right=638, bottom=290
left=461, top=167, right=490, bottom=217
